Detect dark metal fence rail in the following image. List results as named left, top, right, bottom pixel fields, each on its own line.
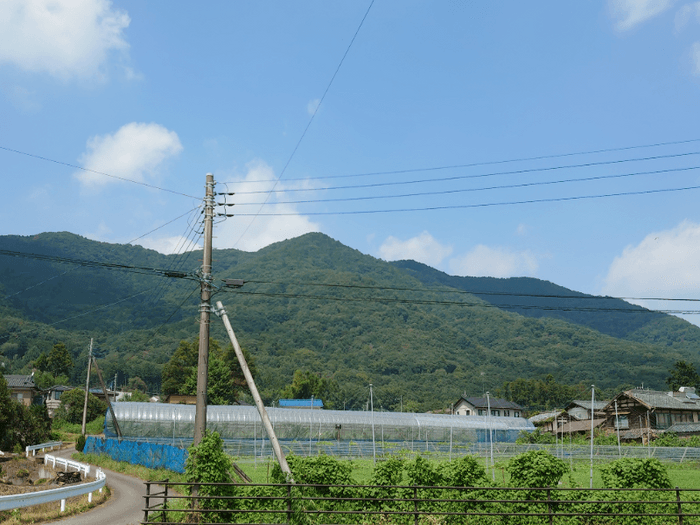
left=142, top=481, right=700, bottom=524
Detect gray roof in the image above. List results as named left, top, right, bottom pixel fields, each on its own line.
left=3, top=374, right=36, bottom=389
left=460, top=396, right=523, bottom=411
left=528, top=410, right=563, bottom=423
left=665, top=422, right=700, bottom=434
left=567, top=400, right=609, bottom=411
left=624, top=389, right=700, bottom=411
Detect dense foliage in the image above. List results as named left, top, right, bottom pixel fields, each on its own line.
left=2, top=231, right=700, bottom=412
left=0, top=375, right=51, bottom=450
left=54, top=388, right=107, bottom=424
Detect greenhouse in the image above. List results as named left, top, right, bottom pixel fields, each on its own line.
left=105, top=402, right=534, bottom=457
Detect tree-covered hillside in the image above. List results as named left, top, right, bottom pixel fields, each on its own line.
left=0, top=231, right=699, bottom=412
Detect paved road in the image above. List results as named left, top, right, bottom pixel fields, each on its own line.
left=47, top=447, right=146, bottom=525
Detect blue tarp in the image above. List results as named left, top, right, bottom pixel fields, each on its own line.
left=84, top=436, right=188, bottom=473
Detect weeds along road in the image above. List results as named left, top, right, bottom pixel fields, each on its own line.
left=48, top=447, right=145, bottom=525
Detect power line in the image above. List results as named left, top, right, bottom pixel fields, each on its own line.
left=220, top=138, right=700, bottom=184
left=226, top=289, right=700, bottom=315
left=238, top=279, right=700, bottom=303
left=0, top=145, right=199, bottom=199
left=228, top=165, right=700, bottom=206
left=0, top=248, right=198, bottom=281
left=229, top=182, right=700, bottom=215
left=226, top=151, right=700, bottom=195
left=232, top=0, right=375, bottom=249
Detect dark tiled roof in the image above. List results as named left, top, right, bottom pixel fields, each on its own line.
left=460, top=397, right=523, bottom=410
left=625, top=389, right=700, bottom=411
left=4, top=374, right=36, bottom=389
left=665, top=422, right=700, bottom=434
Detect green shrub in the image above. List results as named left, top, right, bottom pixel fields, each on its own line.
left=506, top=450, right=568, bottom=488
left=601, top=458, right=672, bottom=489
left=76, top=434, right=86, bottom=452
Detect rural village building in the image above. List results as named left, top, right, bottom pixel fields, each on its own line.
left=454, top=396, right=523, bottom=417
left=3, top=374, right=38, bottom=406
left=602, top=387, right=700, bottom=441
left=565, top=399, right=608, bottom=420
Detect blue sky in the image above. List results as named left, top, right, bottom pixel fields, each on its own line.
left=3, top=0, right=700, bottom=324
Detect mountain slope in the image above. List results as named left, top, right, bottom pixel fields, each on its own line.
left=0, top=231, right=698, bottom=411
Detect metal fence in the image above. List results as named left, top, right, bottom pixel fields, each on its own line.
left=116, top=435, right=700, bottom=462
left=142, top=481, right=700, bottom=524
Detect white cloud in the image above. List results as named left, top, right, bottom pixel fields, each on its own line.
left=214, top=160, right=321, bottom=252
left=137, top=235, right=199, bottom=255
left=448, top=245, right=539, bottom=278
left=601, top=221, right=700, bottom=325
left=516, top=223, right=529, bottom=236
left=74, top=122, right=183, bottom=189
left=378, top=232, right=453, bottom=267
left=609, top=0, right=676, bottom=31
left=307, top=98, right=321, bottom=116
left=0, top=0, right=131, bottom=80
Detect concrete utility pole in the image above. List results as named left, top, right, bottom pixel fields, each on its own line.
left=81, top=339, right=93, bottom=436
left=214, top=300, right=293, bottom=481
left=194, top=173, right=215, bottom=446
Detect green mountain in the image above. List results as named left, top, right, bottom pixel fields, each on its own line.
left=1, top=231, right=699, bottom=412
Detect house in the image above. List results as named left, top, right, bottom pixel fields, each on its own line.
left=454, top=396, right=523, bottom=418
left=43, top=385, right=74, bottom=418
left=557, top=418, right=607, bottom=436
left=278, top=398, right=324, bottom=409
left=528, top=410, right=571, bottom=433
left=601, top=387, right=700, bottom=442
left=163, top=394, right=197, bottom=405
left=565, top=399, right=609, bottom=420
left=4, top=374, right=38, bottom=406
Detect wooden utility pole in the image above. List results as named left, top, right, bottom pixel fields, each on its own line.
left=194, top=173, right=215, bottom=445
left=214, top=300, right=293, bottom=481
left=81, top=339, right=93, bottom=436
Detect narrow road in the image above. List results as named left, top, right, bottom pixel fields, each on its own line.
left=47, top=447, right=146, bottom=525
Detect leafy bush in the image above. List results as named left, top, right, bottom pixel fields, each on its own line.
left=516, top=428, right=554, bottom=444
left=54, top=389, right=106, bottom=424
left=601, top=458, right=672, bottom=489
left=185, top=431, right=236, bottom=523
left=76, top=434, right=86, bottom=452
left=506, top=450, right=568, bottom=488
left=438, top=455, right=487, bottom=487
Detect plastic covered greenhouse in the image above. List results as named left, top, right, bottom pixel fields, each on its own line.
left=105, top=403, right=534, bottom=458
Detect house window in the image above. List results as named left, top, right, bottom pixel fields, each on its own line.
left=504, top=410, right=510, bottom=417
left=465, top=410, right=470, bottom=415
left=491, top=410, right=500, bottom=417
left=514, top=411, right=520, bottom=418
left=614, top=415, right=629, bottom=429
left=478, top=409, right=485, bottom=416
left=656, top=413, right=672, bottom=429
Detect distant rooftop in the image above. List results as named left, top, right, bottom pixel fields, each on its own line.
left=278, top=398, right=324, bottom=408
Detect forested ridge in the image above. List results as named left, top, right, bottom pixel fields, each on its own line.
left=1, top=231, right=699, bottom=412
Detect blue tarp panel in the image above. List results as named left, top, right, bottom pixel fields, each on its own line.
left=84, top=436, right=188, bottom=473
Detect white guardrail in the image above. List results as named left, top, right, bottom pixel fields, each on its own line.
left=0, top=454, right=106, bottom=513
left=25, top=441, right=63, bottom=457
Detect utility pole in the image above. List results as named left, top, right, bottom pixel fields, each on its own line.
left=194, top=173, right=215, bottom=446
left=214, top=300, right=293, bottom=481
left=81, top=339, right=93, bottom=436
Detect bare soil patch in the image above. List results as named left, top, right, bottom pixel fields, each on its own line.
left=0, top=454, right=69, bottom=496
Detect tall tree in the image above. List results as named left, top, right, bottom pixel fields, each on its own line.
left=46, top=342, right=73, bottom=378
left=280, top=370, right=340, bottom=408
left=666, top=361, right=700, bottom=391
left=161, top=338, right=256, bottom=404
